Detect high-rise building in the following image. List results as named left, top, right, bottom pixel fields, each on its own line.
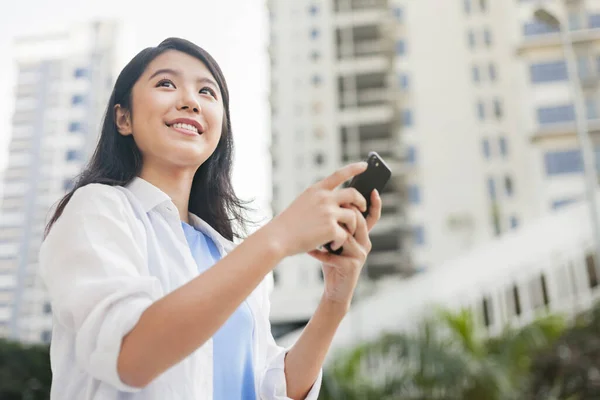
left=268, top=0, right=412, bottom=337
left=268, top=0, right=600, bottom=335
left=515, top=0, right=600, bottom=214
left=0, top=21, right=118, bottom=343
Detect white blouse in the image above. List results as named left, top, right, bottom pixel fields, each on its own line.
left=39, top=177, right=322, bottom=400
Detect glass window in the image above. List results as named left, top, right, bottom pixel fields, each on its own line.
left=396, top=40, right=406, bottom=56
left=309, top=4, right=318, bottom=15
left=530, top=61, right=567, bottom=83
left=407, top=146, right=416, bottom=165
left=499, top=137, right=508, bottom=157
left=586, top=254, right=599, bottom=288
left=311, top=50, right=320, bottom=61
left=508, top=285, right=522, bottom=316
left=68, top=122, right=83, bottom=133
left=65, top=150, right=80, bottom=161
left=393, top=6, right=403, bottom=21
left=472, top=65, right=480, bottom=83
left=552, top=198, right=576, bottom=210
left=479, top=0, right=487, bottom=12
left=505, top=175, right=514, bottom=196
left=74, top=68, right=88, bottom=78
left=483, top=28, right=492, bottom=46
left=482, top=297, right=493, bottom=327
left=41, top=330, right=52, bottom=343
left=408, top=184, right=421, bottom=204
left=487, top=177, right=496, bottom=200
left=468, top=30, right=476, bottom=48
left=492, top=208, right=501, bottom=236
left=43, top=302, right=52, bottom=314
left=544, top=150, right=583, bottom=175
left=523, top=21, right=560, bottom=36
left=510, top=216, right=519, bottom=229
left=310, top=28, right=319, bottom=39
left=589, top=14, right=600, bottom=29
left=312, top=75, right=322, bottom=86
left=494, top=98, right=503, bottom=119
left=399, top=73, right=409, bottom=89
left=402, top=109, right=413, bottom=127
left=537, top=104, right=575, bottom=125
left=63, top=178, right=74, bottom=192
left=314, top=153, right=325, bottom=165
left=72, top=95, right=85, bottom=105
left=413, top=226, right=425, bottom=245
left=489, top=63, right=497, bottom=81
left=464, top=0, right=471, bottom=14
left=482, top=138, right=491, bottom=159
left=477, top=101, right=485, bottom=120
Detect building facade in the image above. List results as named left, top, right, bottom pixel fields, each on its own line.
left=515, top=0, right=600, bottom=214
left=268, top=0, right=412, bottom=336
left=268, top=0, right=600, bottom=334
left=0, top=21, right=118, bottom=343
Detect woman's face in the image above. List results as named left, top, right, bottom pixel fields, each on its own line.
left=116, top=50, right=224, bottom=171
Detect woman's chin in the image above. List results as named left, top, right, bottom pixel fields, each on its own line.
left=165, top=152, right=211, bottom=169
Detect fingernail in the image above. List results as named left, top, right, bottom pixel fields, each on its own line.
left=374, top=189, right=379, bottom=197
left=359, top=161, right=368, bottom=168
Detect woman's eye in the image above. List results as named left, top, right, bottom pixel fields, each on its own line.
left=157, top=79, right=175, bottom=88
left=200, top=87, right=217, bottom=98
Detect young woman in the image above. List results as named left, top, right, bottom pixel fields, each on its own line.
left=39, top=37, right=382, bottom=400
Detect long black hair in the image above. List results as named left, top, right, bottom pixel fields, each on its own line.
left=45, top=37, right=250, bottom=241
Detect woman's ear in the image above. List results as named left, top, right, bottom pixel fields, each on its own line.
left=114, top=104, right=133, bottom=136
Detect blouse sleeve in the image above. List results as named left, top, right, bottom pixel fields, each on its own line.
left=257, top=272, right=323, bottom=400
left=39, top=184, right=163, bottom=391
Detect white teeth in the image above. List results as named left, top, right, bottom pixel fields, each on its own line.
left=171, top=122, right=199, bottom=133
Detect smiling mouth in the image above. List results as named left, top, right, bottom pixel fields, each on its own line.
left=165, top=122, right=202, bottom=135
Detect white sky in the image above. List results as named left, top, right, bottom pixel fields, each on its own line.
left=1, top=0, right=272, bottom=223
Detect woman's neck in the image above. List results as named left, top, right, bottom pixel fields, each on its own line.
left=138, top=164, right=196, bottom=223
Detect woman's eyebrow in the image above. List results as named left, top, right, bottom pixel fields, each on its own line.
left=148, top=68, right=180, bottom=81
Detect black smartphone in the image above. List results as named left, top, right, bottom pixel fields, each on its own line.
left=324, top=152, right=392, bottom=255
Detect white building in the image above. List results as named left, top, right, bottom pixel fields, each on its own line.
left=268, top=0, right=412, bottom=337
left=515, top=0, right=600, bottom=213
left=268, top=0, right=600, bottom=336
left=0, top=21, right=118, bottom=343
left=279, top=197, right=600, bottom=352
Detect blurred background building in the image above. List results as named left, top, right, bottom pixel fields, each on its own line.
left=0, top=21, right=118, bottom=343
left=268, top=0, right=411, bottom=337
left=269, top=0, right=600, bottom=338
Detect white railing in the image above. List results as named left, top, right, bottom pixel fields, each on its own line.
left=277, top=197, right=600, bottom=354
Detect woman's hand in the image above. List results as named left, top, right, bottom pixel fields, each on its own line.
left=268, top=162, right=368, bottom=257
left=308, top=189, right=382, bottom=310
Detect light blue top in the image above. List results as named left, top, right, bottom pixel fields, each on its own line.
left=181, top=221, right=256, bottom=400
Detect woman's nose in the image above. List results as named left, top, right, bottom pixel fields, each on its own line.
left=178, top=91, right=201, bottom=113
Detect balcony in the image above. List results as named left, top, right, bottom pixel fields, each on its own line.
left=339, top=73, right=390, bottom=109
left=336, top=55, right=389, bottom=76
left=531, top=102, right=600, bottom=143
left=334, top=0, right=388, bottom=13
left=372, top=214, right=408, bottom=235
left=517, top=28, right=600, bottom=55
left=334, top=8, right=386, bottom=28
left=337, top=24, right=392, bottom=60
left=338, top=104, right=394, bottom=125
